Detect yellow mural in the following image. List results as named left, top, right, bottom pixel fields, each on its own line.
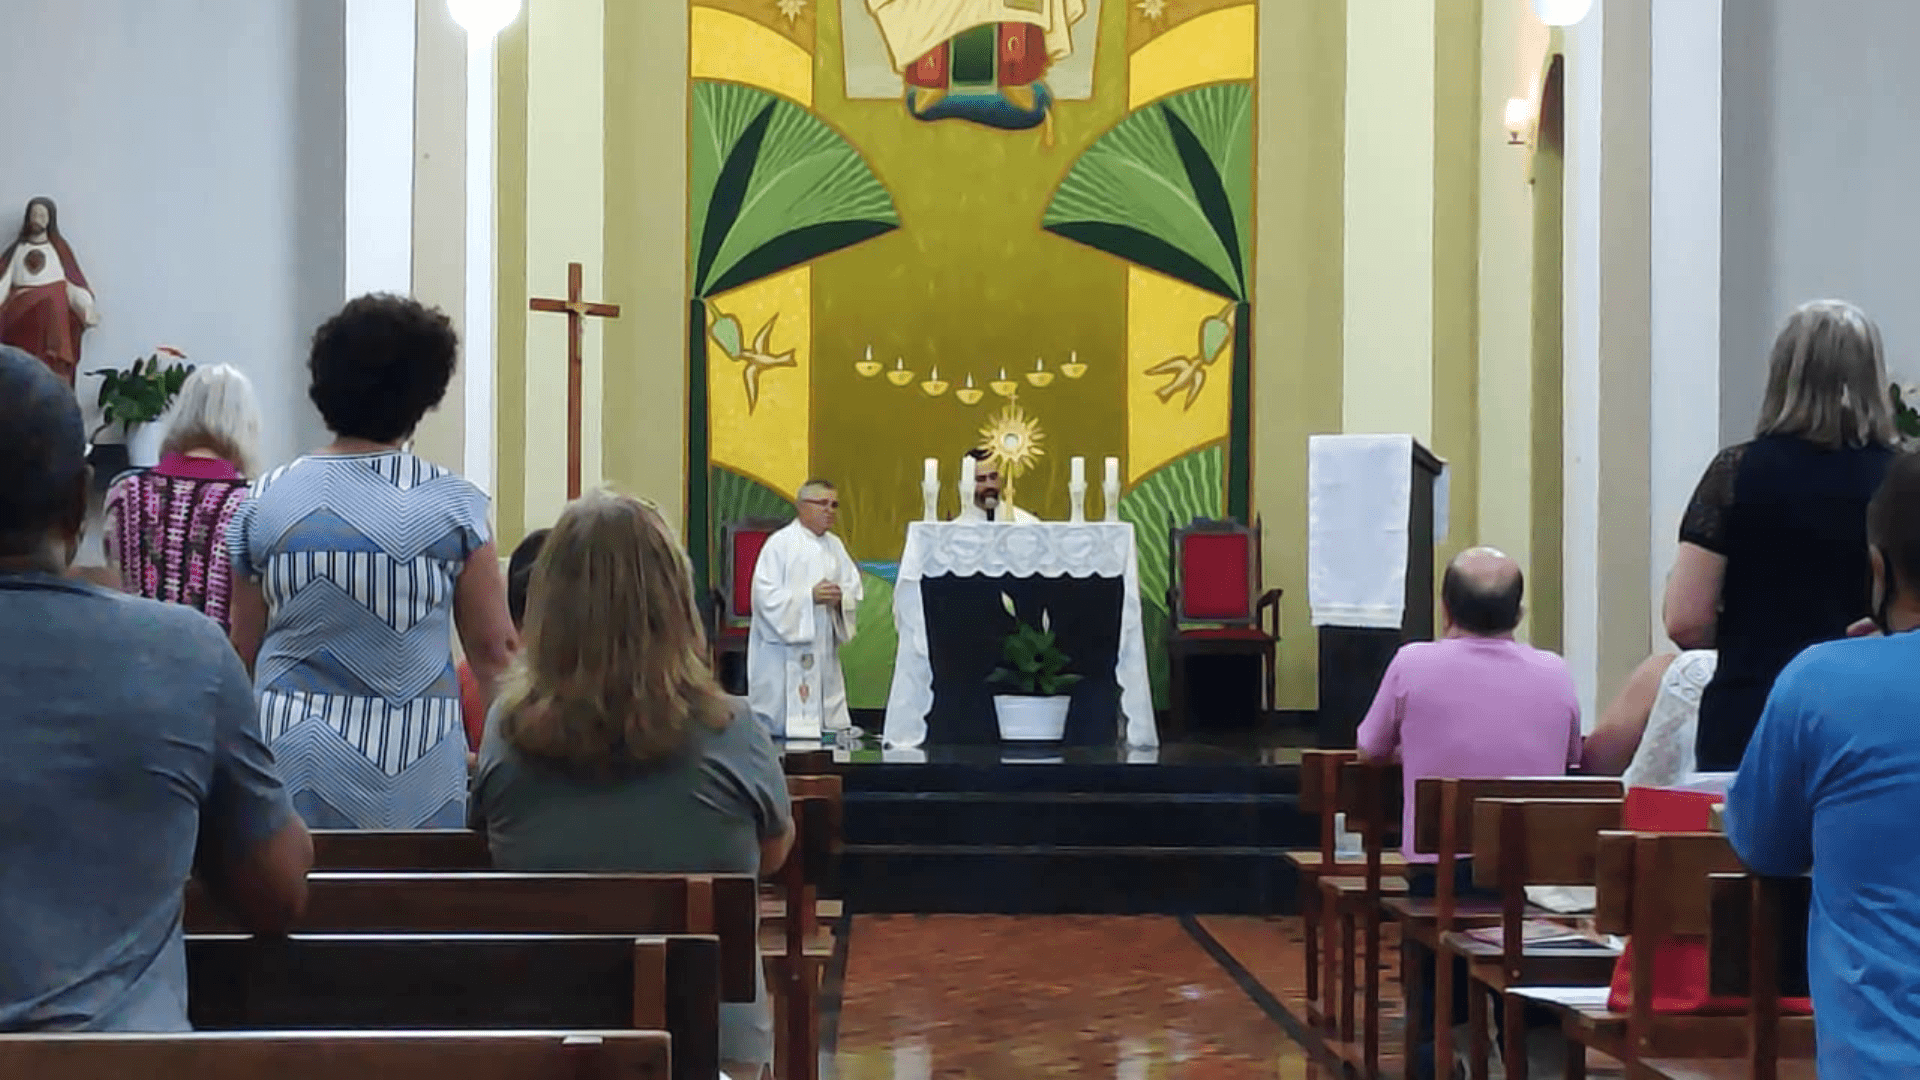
left=690, top=5, right=814, bottom=105
left=1128, top=4, right=1256, bottom=108
left=1126, top=265, right=1233, bottom=481
left=708, top=265, right=813, bottom=500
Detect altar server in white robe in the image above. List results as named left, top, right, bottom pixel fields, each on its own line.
left=749, top=480, right=864, bottom=738
left=956, top=447, right=1041, bottom=524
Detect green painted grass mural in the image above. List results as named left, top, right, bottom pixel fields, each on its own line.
left=1118, top=445, right=1227, bottom=707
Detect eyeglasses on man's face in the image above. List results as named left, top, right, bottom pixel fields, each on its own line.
left=802, top=498, right=839, bottom=510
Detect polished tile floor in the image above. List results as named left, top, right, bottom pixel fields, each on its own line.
left=830, top=915, right=1328, bottom=1079
left=827, top=914, right=1624, bottom=1079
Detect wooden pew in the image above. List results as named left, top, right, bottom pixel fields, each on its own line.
left=186, top=934, right=714, bottom=1080
left=185, top=873, right=761, bottom=1006
left=1516, top=833, right=1816, bottom=1076
left=1286, top=750, right=1410, bottom=1034
left=304, top=785, right=843, bottom=1080
left=1387, top=776, right=1623, bottom=1079
left=1445, top=797, right=1625, bottom=1080
left=1635, top=873, right=1814, bottom=1080
left=1316, top=759, right=1404, bottom=1079
left=0, top=1031, right=672, bottom=1080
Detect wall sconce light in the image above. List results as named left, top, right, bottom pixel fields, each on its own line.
left=1530, top=0, right=1593, bottom=27
left=448, top=0, right=522, bottom=35
left=1504, top=97, right=1533, bottom=146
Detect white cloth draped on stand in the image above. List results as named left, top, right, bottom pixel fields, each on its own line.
left=883, top=521, right=1157, bottom=749
left=1307, top=434, right=1447, bottom=629
left=747, top=521, right=864, bottom=739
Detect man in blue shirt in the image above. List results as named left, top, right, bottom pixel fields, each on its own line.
left=1727, top=451, right=1920, bottom=1075
left=0, top=346, right=312, bottom=1031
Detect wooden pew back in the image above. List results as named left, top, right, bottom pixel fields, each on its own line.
left=187, top=934, right=713, bottom=1080
left=312, top=830, right=490, bottom=871
left=1467, top=797, right=1623, bottom=985
left=185, top=873, right=760, bottom=1004
left=0, top=1031, right=672, bottom=1080
left=1414, top=776, right=1624, bottom=857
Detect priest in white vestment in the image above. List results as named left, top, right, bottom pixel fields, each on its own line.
left=956, top=448, right=1040, bottom=524
left=748, top=480, right=864, bottom=739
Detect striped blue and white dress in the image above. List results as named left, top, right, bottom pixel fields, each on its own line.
left=226, top=451, right=490, bottom=828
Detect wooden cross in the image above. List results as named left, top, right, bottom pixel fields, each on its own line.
left=529, top=261, right=621, bottom=498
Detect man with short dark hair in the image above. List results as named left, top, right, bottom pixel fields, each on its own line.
left=1727, top=452, right=1920, bottom=1076
left=1358, top=546, right=1581, bottom=1078
left=0, top=346, right=310, bottom=1031
left=957, top=447, right=1040, bottom=523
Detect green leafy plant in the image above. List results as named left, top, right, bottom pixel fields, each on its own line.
left=1893, top=382, right=1920, bottom=441
left=89, top=347, right=192, bottom=439
left=987, top=592, right=1083, bottom=697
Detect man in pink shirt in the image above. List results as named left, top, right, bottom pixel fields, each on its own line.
left=1357, top=546, right=1581, bottom=1079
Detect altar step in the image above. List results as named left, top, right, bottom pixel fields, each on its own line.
left=836, top=749, right=1311, bottom=915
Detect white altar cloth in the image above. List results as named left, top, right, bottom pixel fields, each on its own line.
left=882, top=521, right=1159, bottom=748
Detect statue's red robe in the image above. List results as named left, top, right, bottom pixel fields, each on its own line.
left=0, top=233, right=91, bottom=386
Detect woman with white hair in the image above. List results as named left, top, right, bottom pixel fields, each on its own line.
left=103, top=363, right=262, bottom=628
left=1665, top=300, right=1899, bottom=771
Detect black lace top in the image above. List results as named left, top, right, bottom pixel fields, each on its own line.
left=1682, top=435, right=1894, bottom=769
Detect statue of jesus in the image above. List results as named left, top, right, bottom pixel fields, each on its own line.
left=866, top=0, right=1087, bottom=131
left=0, top=197, right=99, bottom=387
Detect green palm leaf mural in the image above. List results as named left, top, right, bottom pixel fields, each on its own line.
left=687, top=80, right=899, bottom=592
left=1117, top=446, right=1227, bottom=708
left=1044, top=83, right=1254, bottom=521
left=711, top=466, right=795, bottom=527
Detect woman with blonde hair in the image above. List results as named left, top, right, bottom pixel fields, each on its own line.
left=1666, top=299, right=1898, bottom=770
left=103, top=363, right=262, bottom=627
left=473, top=491, right=794, bottom=1080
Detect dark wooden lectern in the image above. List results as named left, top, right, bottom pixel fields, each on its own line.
left=1315, top=440, right=1445, bottom=747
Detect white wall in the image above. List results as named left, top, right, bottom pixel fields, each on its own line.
left=0, top=0, right=346, bottom=470
left=1648, top=0, right=1723, bottom=631
left=1562, top=8, right=1604, bottom=724
left=1721, top=0, right=1920, bottom=440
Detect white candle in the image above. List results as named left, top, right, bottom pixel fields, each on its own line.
left=923, top=457, right=938, bottom=485
left=960, top=453, right=977, bottom=491
left=1104, top=457, right=1120, bottom=486
left=1070, top=456, right=1085, bottom=485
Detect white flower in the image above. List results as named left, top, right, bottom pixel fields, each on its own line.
left=1137, top=0, right=1167, bottom=19
left=775, top=0, right=807, bottom=23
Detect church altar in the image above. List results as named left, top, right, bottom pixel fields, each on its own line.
left=883, top=520, right=1158, bottom=749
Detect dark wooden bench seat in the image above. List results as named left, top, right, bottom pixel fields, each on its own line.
left=186, top=933, right=715, bottom=1080
left=0, top=1031, right=673, bottom=1080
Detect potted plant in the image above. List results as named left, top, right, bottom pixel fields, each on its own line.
left=1893, top=382, right=1920, bottom=445
left=89, top=347, right=193, bottom=470
left=987, top=592, right=1082, bottom=742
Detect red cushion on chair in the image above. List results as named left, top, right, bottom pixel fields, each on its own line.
left=730, top=528, right=777, bottom=619
left=1180, top=532, right=1252, bottom=620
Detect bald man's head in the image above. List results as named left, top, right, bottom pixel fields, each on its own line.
left=0, top=346, right=88, bottom=561
left=1441, top=546, right=1524, bottom=637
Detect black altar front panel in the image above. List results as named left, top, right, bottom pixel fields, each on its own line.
left=920, top=574, right=1124, bottom=745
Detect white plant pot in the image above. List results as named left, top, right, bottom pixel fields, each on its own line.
left=126, top=422, right=167, bottom=467
left=992, top=694, right=1071, bottom=742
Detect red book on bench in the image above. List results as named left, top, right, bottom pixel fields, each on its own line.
left=1605, top=786, right=1812, bottom=1015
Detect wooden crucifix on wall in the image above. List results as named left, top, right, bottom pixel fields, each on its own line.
left=530, top=261, right=621, bottom=499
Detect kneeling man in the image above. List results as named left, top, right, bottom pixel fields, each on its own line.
left=749, top=480, right=863, bottom=739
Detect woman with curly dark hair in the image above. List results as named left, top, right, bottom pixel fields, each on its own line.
left=225, top=294, right=517, bottom=828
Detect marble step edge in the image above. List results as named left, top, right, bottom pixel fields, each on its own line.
left=843, top=842, right=1300, bottom=857
left=846, top=790, right=1300, bottom=804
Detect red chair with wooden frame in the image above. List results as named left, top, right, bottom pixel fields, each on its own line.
left=710, top=517, right=787, bottom=689
left=1165, top=516, right=1282, bottom=736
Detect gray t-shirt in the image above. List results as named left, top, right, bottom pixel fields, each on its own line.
left=472, top=695, right=791, bottom=1065
left=0, top=573, right=295, bottom=1031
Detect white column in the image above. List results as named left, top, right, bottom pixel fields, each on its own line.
left=1648, top=0, right=1722, bottom=640
left=1342, top=0, right=1436, bottom=441
left=463, top=33, right=497, bottom=495
left=344, top=0, right=418, bottom=298
left=1562, top=6, right=1604, bottom=724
